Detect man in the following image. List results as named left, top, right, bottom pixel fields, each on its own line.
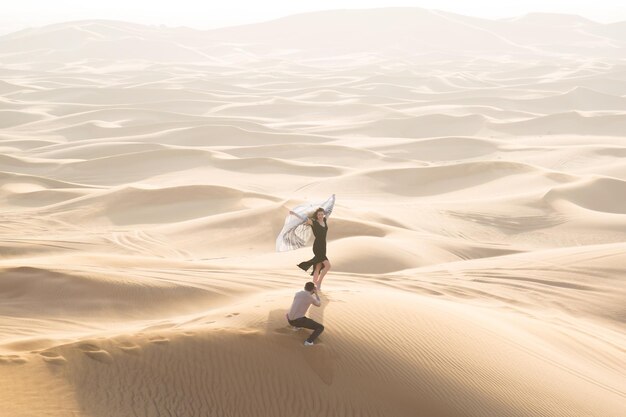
left=287, top=281, right=324, bottom=346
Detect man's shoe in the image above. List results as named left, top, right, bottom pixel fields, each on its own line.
left=304, top=340, right=314, bottom=346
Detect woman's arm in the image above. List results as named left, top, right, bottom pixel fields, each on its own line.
left=289, top=210, right=306, bottom=220
left=290, top=210, right=312, bottom=225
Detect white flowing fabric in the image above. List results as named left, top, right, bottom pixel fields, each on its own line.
left=276, top=194, right=335, bottom=252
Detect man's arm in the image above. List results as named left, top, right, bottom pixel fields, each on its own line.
left=310, top=292, right=321, bottom=307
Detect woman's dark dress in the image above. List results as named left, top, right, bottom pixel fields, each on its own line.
left=297, top=220, right=328, bottom=275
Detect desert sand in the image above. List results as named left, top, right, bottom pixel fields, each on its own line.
left=0, top=8, right=625, bottom=417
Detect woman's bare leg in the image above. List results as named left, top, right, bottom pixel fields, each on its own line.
left=313, top=263, right=322, bottom=287
left=317, top=260, right=331, bottom=290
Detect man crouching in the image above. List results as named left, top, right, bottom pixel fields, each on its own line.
left=287, top=282, right=324, bottom=346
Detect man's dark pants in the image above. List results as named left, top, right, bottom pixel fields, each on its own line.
left=288, top=316, right=324, bottom=343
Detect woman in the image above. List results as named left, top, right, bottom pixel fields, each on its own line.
left=292, top=207, right=331, bottom=291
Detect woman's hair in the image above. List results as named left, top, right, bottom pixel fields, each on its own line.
left=312, top=207, right=325, bottom=218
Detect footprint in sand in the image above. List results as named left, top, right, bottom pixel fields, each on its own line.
left=117, top=342, right=141, bottom=355
left=39, top=351, right=67, bottom=365
left=148, top=336, right=170, bottom=345
left=143, top=323, right=176, bottom=332
left=79, top=343, right=114, bottom=364
left=0, top=354, right=28, bottom=365
left=238, top=329, right=260, bottom=338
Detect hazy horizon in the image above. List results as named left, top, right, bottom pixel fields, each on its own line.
left=1, top=2, right=625, bottom=35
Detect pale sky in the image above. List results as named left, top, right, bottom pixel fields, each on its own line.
left=1, top=0, right=624, bottom=35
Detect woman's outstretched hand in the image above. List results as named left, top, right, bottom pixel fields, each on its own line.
left=289, top=210, right=311, bottom=226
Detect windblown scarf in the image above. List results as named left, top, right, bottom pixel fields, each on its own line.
left=276, top=194, right=335, bottom=252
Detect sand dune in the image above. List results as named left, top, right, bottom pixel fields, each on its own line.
left=1, top=281, right=623, bottom=417
left=210, top=98, right=401, bottom=122
left=43, top=148, right=347, bottom=187
left=221, top=143, right=391, bottom=167
left=38, top=117, right=285, bottom=142
left=404, top=86, right=626, bottom=113
left=371, top=136, right=500, bottom=161
left=41, top=184, right=280, bottom=226
left=32, top=141, right=167, bottom=159
left=300, top=161, right=576, bottom=202
left=0, top=110, right=46, bottom=127
left=18, top=108, right=210, bottom=129
left=0, top=265, right=219, bottom=320
left=0, top=80, right=31, bottom=94
left=493, top=111, right=626, bottom=136
left=3, top=188, right=90, bottom=208
left=405, top=242, right=626, bottom=328
left=521, top=87, right=626, bottom=112
left=10, top=86, right=217, bottom=105
left=544, top=177, right=626, bottom=214
left=329, top=114, right=487, bottom=138
left=1, top=8, right=625, bottom=417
